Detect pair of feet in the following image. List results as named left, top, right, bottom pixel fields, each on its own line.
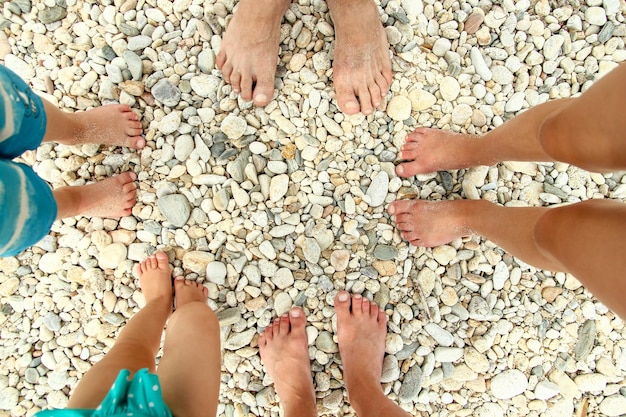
left=52, top=104, right=144, bottom=218
left=259, top=291, right=388, bottom=415
left=136, top=252, right=209, bottom=310
left=216, top=0, right=392, bottom=115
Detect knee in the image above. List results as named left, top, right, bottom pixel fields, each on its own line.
left=533, top=207, right=565, bottom=255
left=171, top=302, right=219, bottom=331
left=538, top=112, right=568, bottom=162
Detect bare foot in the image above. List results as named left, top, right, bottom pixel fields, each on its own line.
left=334, top=291, right=390, bottom=411
left=69, top=104, right=144, bottom=149
left=174, top=277, right=209, bottom=307
left=216, top=0, right=291, bottom=106
left=395, top=128, right=494, bottom=177
left=327, top=0, right=392, bottom=115
left=388, top=199, right=487, bottom=246
left=137, top=252, right=173, bottom=306
left=258, top=308, right=317, bottom=417
left=54, top=171, right=137, bottom=218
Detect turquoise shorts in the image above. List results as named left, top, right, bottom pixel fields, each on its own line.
left=0, top=64, right=56, bottom=257
left=35, top=369, right=173, bottom=417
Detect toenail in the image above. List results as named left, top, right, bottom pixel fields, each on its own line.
left=254, top=93, right=267, bottom=104
left=338, top=292, right=349, bottom=302
left=388, top=205, right=395, bottom=215
left=290, top=309, right=301, bottom=317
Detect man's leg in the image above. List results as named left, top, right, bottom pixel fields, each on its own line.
left=156, top=278, right=221, bottom=417
left=216, top=0, right=292, bottom=106
left=67, top=253, right=172, bottom=408
left=334, top=291, right=410, bottom=417
left=326, top=0, right=392, bottom=115
left=258, top=308, right=317, bottom=417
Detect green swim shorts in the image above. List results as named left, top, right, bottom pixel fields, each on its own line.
left=35, top=368, right=173, bottom=417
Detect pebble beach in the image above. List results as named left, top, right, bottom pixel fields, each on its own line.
left=1, top=0, right=626, bottom=416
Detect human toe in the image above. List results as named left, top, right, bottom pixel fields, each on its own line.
left=288, top=307, right=306, bottom=331
left=253, top=74, right=275, bottom=107
left=155, top=252, right=169, bottom=269
left=334, top=291, right=352, bottom=318
left=335, top=83, right=360, bottom=115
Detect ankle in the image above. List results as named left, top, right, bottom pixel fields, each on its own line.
left=347, top=381, right=387, bottom=414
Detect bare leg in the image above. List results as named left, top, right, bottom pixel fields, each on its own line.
left=216, top=0, right=291, bottom=106
left=395, top=62, right=626, bottom=177
left=388, top=200, right=564, bottom=271
left=326, top=0, right=392, bottom=115
left=53, top=171, right=137, bottom=218
left=534, top=200, right=626, bottom=319
left=258, top=308, right=317, bottom=417
left=67, top=253, right=172, bottom=408
left=41, top=100, right=144, bottom=149
left=156, top=278, right=220, bottom=417
left=334, top=292, right=409, bottom=417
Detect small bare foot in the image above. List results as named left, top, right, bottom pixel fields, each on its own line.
left=216, top=0, right=291, bottom=106
left=395, top=128, right=492, bottom=177
left=54, top=171, right=137, bottom=218
left=174, top=277, right=209, bottom=307
left=388, top=199, right=486, bottom=246
left=258, top=308, right=317, bottom=417
left=137, top=252, right=173, bottom=306
left=334, top=291, right=390, bottom=412
left=327, top=0, right=392, bottom=115
left=71, top=104, right=144, bottom=149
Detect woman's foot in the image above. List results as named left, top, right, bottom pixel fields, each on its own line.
left=53, top=171, right=137, bottom=218
left=258, top=308, right=317, bottom=417
left=388, top=199, right=484, bottom=247
left=395, top=128, right=490, bottom=177
left=137, top=252, right=173, bottom=307
left=327, top=0, right=392, bottom=115
left=69, top=104, right=144, bottom=149
left=216, top=0, right=291, bottom=106
left=174, top=277, right=209, bottom=307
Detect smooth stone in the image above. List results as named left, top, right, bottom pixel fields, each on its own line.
left=585, top=6, right=607, bottom=26
left=398, top=365, right=423, bottom=402
left=270, top=174, right=289, bottom=202
left=451, top=104, right=472, bottom=125
left=440, top=76, right=460, bottom=101
left=424, top=323, right=454, bottom=346
left=434, top=347, right=463, bottom=363
left=433, top=245, right=456, bottom=265
left=39, top=253, right=63, bottom=274
left=543, top=35, right=565, bottom=61
left=574, top=373, right=607, bottom=392
left=0, top=387, right=19, bottom=410
left=574, top=320, right=596, bottom=360
left=198, top=49, right=215, bottom=73
left=99, top=243, right=127, bottom=269
left=302, top=238, right=321, bottom=264
left=505, top=92, right=525, bottom=112
left=316, top=331, right=338, bottom=353
left=43, top=312, right=62, bottom=332
left=273, top=268, right=294, bottom=289
left=159, top=111, right=182, bottom=135
left=491, top=369, right=528, bottom=399
left=534, top=380, right=560, bottom=400
left=471, top=47, right=492, bottom=81
left=221, top=114, right=247, bottom=140
left=190, top=74, right=219, bottom=97
left=157, top=194, right=191, bottom=227
left=152, top=78, right=181, bottom=107
left=330, top=250, right=350, bottom=271
left=373, top=245, right=399, bottom=261
left=600, top=395, right=626, bottom=416
left=365, top=171, right=389, bottom=207
left=174, top=135, right=194, bottom=161
left=224, top=328, right=256, bottom=350
left=206, top=261, right=227, bottom=285
left=381, top=355, right=400, bottom=383
left=387, top=95, right=412, bottom=121
left=464, top=347, right=490, bottom=373
left=39, top=5, right=67, bottom=24
left=408, top=89, right=436, bottom=111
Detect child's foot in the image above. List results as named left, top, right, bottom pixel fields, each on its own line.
left=327, top=0, right=392, bottom=115
left=258, top=308, right=317, bottom=417
left=388, top=199, right=483, bottom=247
left=334, top=292, right=387, bottom=405
left=174, top=277, right=209, bottom=307
left=137, top=252, right=173, bottom=306
left=54, top=171, right=137, bottom=218
left=216, top=0, right=291, bottom=106
left=71, top=104, right=144, bottom=149
left=395, top=128, right=490, bottom=177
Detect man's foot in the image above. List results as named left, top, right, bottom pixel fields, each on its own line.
left=71, top=104, right=145, bottom=149
left=389, top=199, right=485, bottom=246
left=258, top=308, right=317, bottom=417
left=54, top=171, right=137, bottom=218
left=395, top=128, right=490, bottom=177
left=137, top=252, right=173, bottom=307
left=334, top=291, right=388, bottom=407
left=216, top=0, right=291, bottom=106
left=327, top=0, right=392, bottom=115
left=174, top=277, right=209, bottom=307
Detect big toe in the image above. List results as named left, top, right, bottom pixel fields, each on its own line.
left=395, top=160, right=423, bottom=177
left=335, top=85, right=360, bottom=115
left=155, top=252, right=169, bottom=270
left=288, top=307, right=306, bottom=333
left=334, top=291, right=352, bottom=320
left=253, top=74, right=275, bottom=106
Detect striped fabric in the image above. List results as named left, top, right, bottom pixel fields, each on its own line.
left=0, top=64, right=55, bottom=257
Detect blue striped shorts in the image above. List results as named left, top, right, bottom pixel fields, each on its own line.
left=0, top=64, right=55, bottom=257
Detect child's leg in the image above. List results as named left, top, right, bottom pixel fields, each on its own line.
left=67, top=253, right=172, bottom=408
left=156, top=278, right=221, bottom=417
left=40, top=100, right=145, bottom=149
left=53, top=171, right=137, bottom=218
